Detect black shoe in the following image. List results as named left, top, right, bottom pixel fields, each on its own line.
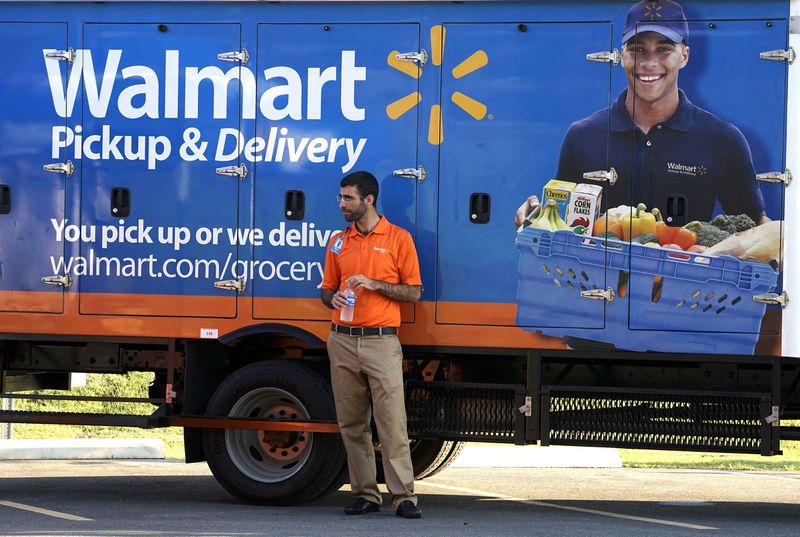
left=395, top=500, right=422, bottom=519
left=344, top=497, right=380, bottom=515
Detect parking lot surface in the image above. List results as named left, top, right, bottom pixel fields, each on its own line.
left=1, top=460, right=799, bottom=536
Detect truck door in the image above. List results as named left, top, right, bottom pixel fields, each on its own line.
left=252, top=24, right=419, bottom=321
left=78, top=24, right=242, bottom=317
left=627, top=20, right=786, bottom=353
left=0, top=23, right=69, bottom=313
left=436, top=22, right=613, bottom=329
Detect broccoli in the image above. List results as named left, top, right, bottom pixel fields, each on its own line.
left=683, top=221, right=731, bottom=247
left=631, top=233, right=658, bottom=244
left=597, top=231, right=621, bottom=240
left=709, top=214, right=756, bottom=234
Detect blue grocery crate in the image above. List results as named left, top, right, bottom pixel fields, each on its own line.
left=515, top=227, right=779, bottom=355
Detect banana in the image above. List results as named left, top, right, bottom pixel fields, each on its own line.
left=550, top=203, right=571, bottom=230
left=531, top=200, right=567, bottom=232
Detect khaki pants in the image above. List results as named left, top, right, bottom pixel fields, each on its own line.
left=327, top=331, right=416, bottom=509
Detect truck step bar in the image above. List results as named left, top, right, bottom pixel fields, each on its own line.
left=0, top=410, right=157, bottom=428
left=0, top=409, right=341, bottom=433
left=542, top=386, right=779, bottom=456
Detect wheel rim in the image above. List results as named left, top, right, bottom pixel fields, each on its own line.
left=225, top=387, right=313, bottom=483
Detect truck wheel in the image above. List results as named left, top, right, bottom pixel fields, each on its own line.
left=412, top=439, right=465, bottom=479
left=375, top=439, right=465, bottom=481
left=202, top=360, right=346, bottom=505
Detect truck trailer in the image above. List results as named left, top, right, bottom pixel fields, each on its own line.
left=0, top=0, right=798, bottom=504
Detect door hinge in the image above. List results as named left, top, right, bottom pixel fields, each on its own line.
left=518, top=396, right=532, bottom=417
left=765, top=405, right=780, bottom=427
left=753, top=292, right=789, bottom=308
left=43, top=161, right=74, bottom=177
left=580, top=287, right=615, bottom=304
left=42, top=274, right=72, bottom=288
left=395, top=49, right=428, bottom=66
left=756, top=170, right=792, bottom=186
left=586, top=49, right=621, bottom=66
left=214, top=278, right=246, bottom=293
left=215, top=164, right=248, bottom=179
left=46, top=48, right=75, bottom=64
left=760, top=48, right=795, bottom=64
left=583, top=167, right=618, bottom=186
left=217, top=49, right=250, bottom=65
left=393, top=166, right=426, bottom=182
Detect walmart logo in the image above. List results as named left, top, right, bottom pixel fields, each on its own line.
left=385, top=25, right=489, bottom=145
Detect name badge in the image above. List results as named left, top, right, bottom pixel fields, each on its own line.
left=331, top=236, right=344, bottom=254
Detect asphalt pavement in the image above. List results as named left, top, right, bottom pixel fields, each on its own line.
left=0, top=459, right=798, bottom=537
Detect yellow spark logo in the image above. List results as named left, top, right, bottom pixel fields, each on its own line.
left=644, top=1, right=663, bottom=20
left=385, top=25, right=489, bottom=145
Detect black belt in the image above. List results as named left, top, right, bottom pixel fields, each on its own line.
left=331, top=323, right=398, bottom=336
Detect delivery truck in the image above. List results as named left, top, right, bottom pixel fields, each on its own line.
left=0, top=0, right=798, bottom=504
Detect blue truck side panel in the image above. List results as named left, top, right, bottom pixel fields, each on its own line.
left=0, top=1, right=788, bottom=355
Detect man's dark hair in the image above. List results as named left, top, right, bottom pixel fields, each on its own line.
left=341, top=171, right=379, bottom=203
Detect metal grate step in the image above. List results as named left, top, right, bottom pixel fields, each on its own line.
left=405, top=380, right=525, bottom=443
left=542, top=386, right=776, bottom=455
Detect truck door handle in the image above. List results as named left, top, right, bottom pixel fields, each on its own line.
left=0, top=185, right=10, bottom=214
left=285, top=190, right=305, bottom=220
left=665, top=194, right=687, bottom=226
left=111, top=187, right=130, bottom=217
left=0, top=185, right=11, bottom=214
left=469, top=192, right=490, bottom=224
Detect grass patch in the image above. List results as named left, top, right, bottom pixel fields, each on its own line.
left=620, top=440, right=800, bottom=471
left=8, top=372, right=185, bottom=459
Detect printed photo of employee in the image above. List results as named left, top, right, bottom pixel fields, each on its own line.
left=515, top=0, right=770, bottom=229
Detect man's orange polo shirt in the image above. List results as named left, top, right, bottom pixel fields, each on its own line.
left=322, top=216, right=421, bottom=327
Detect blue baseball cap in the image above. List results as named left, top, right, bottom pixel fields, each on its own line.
left=622, top=0, right=689, bottom=45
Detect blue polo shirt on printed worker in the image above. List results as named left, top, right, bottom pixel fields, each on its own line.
left=556, top=89, right=765, bottom=223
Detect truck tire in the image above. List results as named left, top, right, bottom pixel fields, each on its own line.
left=376, top=439, right=465, bottom=481
left=412, top=439, right=465, bottom=479
left=202, top=360, right=346, bottom=505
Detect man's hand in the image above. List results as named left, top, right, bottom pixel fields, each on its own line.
left=514, top=194, right=540, bottom=229
left=347, top=275, right=422, bottom=303
left=321, top=288, right=347, bottom=310
left=346, top=274, right=379, bottom=291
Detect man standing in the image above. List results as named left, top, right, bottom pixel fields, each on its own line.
left=321, top=171, right=423, bottom=519
left=516, top=0, right=768, bottom=227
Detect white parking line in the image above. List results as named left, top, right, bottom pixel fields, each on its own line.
left=419, top=481, right=718, bottom=531
left=0, top=500, right=92, bottom=521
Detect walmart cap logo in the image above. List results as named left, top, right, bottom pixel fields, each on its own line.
left=385, top=25, right=489, bottom=145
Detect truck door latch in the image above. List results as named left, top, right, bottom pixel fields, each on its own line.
left=580, top=287, right=615, bottom=304
left=518, top=396, right=532, bottom=417
left=43, top=161, right=75, bottom=177
left=46, top=48, right=75, bottom=63
left=756, top=170, right=792, bottom=186
left=765, top=405, right=780, bottom=427
left=214, top=278, right=246, bottom=293
left=395, top=49, right=428, bottom=66
left=760, top=48, right=795, bottom=64
left=583, top=168, right=618, bottom=186
left=586, top=49, right=621, bottom=66
left=753, top=292, right=789, bottom=308
left=393, top=166, right=426, bottom=182
left=215, top=164, right=248, bottom=179
left=217, top=49, right=250, bottom=65
left=42, top=275, right=72, bottom=288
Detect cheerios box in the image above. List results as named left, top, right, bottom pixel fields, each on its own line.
left=565, top=183, right=603, bottom=235
left=541, top=179, right=576, bottom=221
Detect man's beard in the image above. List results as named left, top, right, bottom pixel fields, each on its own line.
left=344, top=202, right=367, bottom=222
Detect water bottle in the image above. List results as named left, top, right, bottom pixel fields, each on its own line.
left=340, top=286, right=356, bottom=322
